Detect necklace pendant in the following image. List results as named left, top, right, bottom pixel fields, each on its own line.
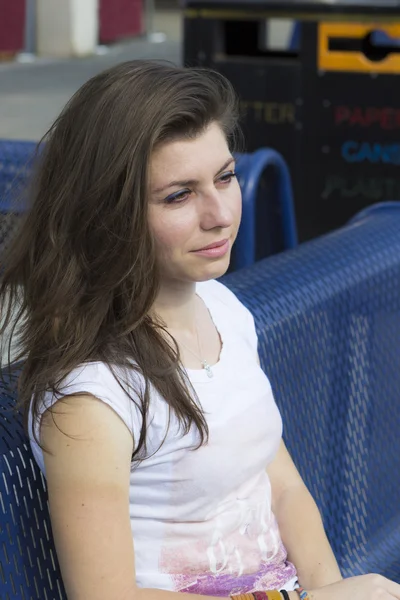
left=202, top=360, right=214, bottom=378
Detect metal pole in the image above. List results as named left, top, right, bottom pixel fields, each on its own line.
left=145, top=0, right=166, bottom=43
left=145, top=0, right=155, bottom=37
left=24, top=0, right=37, bottom=54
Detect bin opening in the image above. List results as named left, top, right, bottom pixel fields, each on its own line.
left=328, top=31, right=400, bottom=63
left=224, top=20, right=299, bottom=59
left=371, top=30, right=400, bottom=48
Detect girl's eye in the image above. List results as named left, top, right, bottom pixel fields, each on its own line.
left=164, top=189, right=191, bottom=205
left=218, top=171, right=237, bottom=184
left=163, top=171, right=236, bottom=204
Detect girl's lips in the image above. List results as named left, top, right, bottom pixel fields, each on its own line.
left=194, top=238, right=229, bottom=251
left=192, top=240, right=230, bottom=258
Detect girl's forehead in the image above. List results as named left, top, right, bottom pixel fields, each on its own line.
left=150, top=124, right=229, bottom=177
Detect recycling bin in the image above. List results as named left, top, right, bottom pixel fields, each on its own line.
left=183, top=0, right=400, bottom=240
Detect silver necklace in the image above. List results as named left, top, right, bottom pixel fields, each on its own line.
left=179, top=313, right=214, bottom=379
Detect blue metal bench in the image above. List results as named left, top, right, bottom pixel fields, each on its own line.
left=0, top=140, right=38, bottom=214
left=1, top=205, right=400, bottom=597
left=235, top=149, right=298, bottom=270
left=225, top=204, right=400, bottom=581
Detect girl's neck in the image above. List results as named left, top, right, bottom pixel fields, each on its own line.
left=152, top=280, right=198, bottom=333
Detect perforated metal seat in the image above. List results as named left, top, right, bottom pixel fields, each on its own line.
left=0, top=366, right=67, bottom=599
left=224, top=205, right=400, bottom=581
left=0, top=140, right=37, bottom=214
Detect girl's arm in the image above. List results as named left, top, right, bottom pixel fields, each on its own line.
left=267, top=440, right=342, bottom=589
left=42, top=394, right=223, bottom=600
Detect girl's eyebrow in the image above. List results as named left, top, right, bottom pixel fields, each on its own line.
left=152, top=157, right=235, bottom=194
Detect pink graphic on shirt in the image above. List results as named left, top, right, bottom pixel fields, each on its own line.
left=169, top=542, right=296, bottom=597
left=159, top=493, right=297, bottom=596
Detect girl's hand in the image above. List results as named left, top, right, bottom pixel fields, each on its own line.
left=308, top=574, right=400, bottom=600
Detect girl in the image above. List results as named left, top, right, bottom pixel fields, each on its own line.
left=0, top=60, right=399, bottom=600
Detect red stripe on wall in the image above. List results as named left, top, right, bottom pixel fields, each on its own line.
left=0, top=0, right=26, bottom=52
left=100, top=0, right=143, bottom=44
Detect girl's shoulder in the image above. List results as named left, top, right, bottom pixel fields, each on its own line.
left=196, top=279, right=254, bottom=324
left=30, top=361, right=146, bottom=454
left=196, top=279, right=246, bottom=311
left=196, top=279, right=258, bottom=349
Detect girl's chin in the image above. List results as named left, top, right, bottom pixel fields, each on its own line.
left=193, top=259, right=232, bottom=282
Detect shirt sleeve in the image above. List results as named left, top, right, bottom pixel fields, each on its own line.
left=31, top=361, right=144, bottom=447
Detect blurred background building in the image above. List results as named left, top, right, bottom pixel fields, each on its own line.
left=0, top=0, right=183, bottom=58
left=0, top=0, right=184, bottom=140
left=0, top=0, right=296, bottom=141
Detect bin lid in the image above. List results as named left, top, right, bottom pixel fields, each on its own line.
left=182, top=0, right=400, bottom=15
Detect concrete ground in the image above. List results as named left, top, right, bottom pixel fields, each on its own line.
left=0, top=9, right=181, bottom=141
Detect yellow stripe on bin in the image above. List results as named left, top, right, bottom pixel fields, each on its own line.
left=319, top=22, right=400, bottom=74
left=184, top=9, right=400, bottom=24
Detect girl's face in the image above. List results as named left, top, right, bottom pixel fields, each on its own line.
left=148, top=122, right=242, bottom=285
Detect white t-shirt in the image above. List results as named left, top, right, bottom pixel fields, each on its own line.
left=29, top=280, right=297, bottom=595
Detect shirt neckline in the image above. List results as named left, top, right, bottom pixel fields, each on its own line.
left=185, top=282, right=227, bottom=383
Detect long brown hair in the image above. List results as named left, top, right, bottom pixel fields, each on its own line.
left=0, top=60, right=240, bottom=461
